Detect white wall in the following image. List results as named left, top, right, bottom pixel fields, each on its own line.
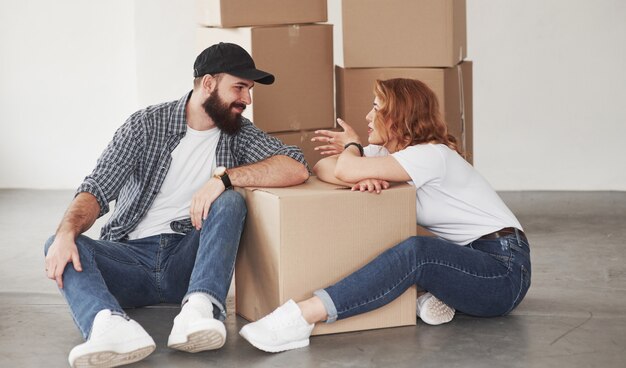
left=133, top=0, right=196, bottom=107
left=1, top=0, right=625, bottom=190
left=467, top=0, right=626, bottom=190
left=0, top=0, right=137, bottom=189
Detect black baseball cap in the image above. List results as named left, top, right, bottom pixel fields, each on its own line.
left=193, top=42, right=275, bottom=85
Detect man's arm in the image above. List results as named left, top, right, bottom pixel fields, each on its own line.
left=190, top=155, right=308, bottom=230
left=189, top=118, right=310, bottom=229
left=229, top=155, right=309, bottom=188
left=44, top=192, right=100, bottom=288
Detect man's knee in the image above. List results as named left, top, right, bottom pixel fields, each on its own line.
left=44, top=234, right=93, bottom=256
left=213, top=190, right=247, bottom=216
left=44, top=235, right=56, bottom=255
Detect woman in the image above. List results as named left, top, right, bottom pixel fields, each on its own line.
left=239, top=78, right=531, bottom=353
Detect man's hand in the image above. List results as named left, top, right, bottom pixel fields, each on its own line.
left=45, top=234, right=82, bottom=289
left=351, top=179, right=390, bottom=194
left=44, top=192, right=99, bottom=288
left=190, top=177, right=226, bottom=230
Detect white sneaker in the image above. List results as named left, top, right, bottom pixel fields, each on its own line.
left=417, top=292, right=455, bottom=326
left=239, top=299, right=314, bottom=353
left=68, top=309, right=155, bottom=368
left=167, top=293, right=226, bottom=352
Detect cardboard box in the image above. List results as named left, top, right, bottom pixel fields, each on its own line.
left=416, top=225, right=437, bottom=237
left=196, top=0, right=327, bottom=27
left=235, top=177, right=417, bottom=335
left=329, top=0, right=466, bottom=68
left=335, top=62, right=473, bottom=163
left=272, top=129, right=339, bottom=168
left=197, top=24, right=335, bottom=133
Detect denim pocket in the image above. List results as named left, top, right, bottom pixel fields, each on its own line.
left=521, top=264, right=531, bottom=291
left=507, top=263, right=531, bottom=314
left=486, top=238, right=514, bottom=265
left=469, top=238, right=513, bottom=265
left=487, top=252, right=513, bottom=264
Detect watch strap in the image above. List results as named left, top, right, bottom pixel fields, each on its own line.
left=220, top=171, right=232, bottom=189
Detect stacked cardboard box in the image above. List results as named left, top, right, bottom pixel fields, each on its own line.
left=196, top=0, right=327, bottom=28
left=195, top=0, right=335, bottom=164
left=196, top=0, right=420, bottom=336
left=329, top=0, right=473, bottom=163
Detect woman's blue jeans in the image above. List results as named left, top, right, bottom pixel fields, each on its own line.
left=44, top=190, right=246, bottom=339
left=315, top=230, right=531, bottom=322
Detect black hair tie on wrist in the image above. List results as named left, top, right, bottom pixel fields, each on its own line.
left=344, top=142, right=364, bottom=157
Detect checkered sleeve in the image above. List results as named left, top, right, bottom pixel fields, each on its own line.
left=75, top=113, right=143, bottom=217
left=234, top=120, right=308, bottom=169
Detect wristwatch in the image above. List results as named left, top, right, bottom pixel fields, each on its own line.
left=213, top=166, right=232, bottom=189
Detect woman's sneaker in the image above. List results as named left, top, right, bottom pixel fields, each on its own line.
left=417, top=292, right=455, bottom=326
left=68, top=309, right=155, bottom=368
left=239, top=299, right=314, bottom=353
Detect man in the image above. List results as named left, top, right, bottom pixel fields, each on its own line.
left=44, top=42, right=309, bottom=367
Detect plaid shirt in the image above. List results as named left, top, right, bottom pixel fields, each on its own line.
left=77, top=92, right=307, bottom=241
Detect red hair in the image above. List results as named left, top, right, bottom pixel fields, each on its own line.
left=373, top=78, right=462, bottom=156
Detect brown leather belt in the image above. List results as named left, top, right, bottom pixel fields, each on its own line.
left=480, top=227, right=527, bottom=242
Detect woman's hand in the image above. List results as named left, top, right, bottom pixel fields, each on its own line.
left=351, top=179, right=390, bottom=194
left=312, top=119, right=361, bottom=156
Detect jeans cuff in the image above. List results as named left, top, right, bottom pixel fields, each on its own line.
left=314, top=289, right=338, bottom=324
left=183, top=291, right=227, bottom=322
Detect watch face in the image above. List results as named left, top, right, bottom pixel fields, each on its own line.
left=214, top=166, right=226, bottom=176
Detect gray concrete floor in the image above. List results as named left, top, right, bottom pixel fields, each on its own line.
left=1, top=189, right=625, bottom=367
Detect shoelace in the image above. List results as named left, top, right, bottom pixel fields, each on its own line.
left=264, top=305, right=302, bottom=330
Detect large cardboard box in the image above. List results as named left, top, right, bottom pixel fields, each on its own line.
left=272, top=129, right=339, bottom=168
left=197, top=24, right=335, bottom=133
left=329, top=0, right=466, bottom=68
left=196, top=0, right=327, bottom=27
left=236, top=177, right=417, bottom=335
left=336, top=62, right=473, bottom=163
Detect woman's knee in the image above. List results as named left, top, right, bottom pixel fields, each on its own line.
left=372, top=237, right=422, bottom=269
left=394, top=235, right=456, bottom=258
left=389, top=236, right=425, bottom=257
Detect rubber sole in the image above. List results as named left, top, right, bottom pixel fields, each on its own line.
left=168, top=321, right=226, bottom=353
left=71, top=345, right=155, bottom=368
left=239, top=329, right=309, bottom=353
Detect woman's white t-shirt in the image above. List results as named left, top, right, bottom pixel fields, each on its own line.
left=364, top=144, right=522, bottom=245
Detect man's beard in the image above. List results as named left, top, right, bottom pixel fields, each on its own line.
left=202, top=89, right=245, bottom=135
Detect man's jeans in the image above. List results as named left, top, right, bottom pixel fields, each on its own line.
left=44, top=190, right=246, bottom=339
left=315, top=231, right=531, bottom=322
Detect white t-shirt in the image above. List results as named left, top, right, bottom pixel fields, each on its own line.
left=366, top=144, right=522, bottom=245
left=128, top=126, right=221, bottom=239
